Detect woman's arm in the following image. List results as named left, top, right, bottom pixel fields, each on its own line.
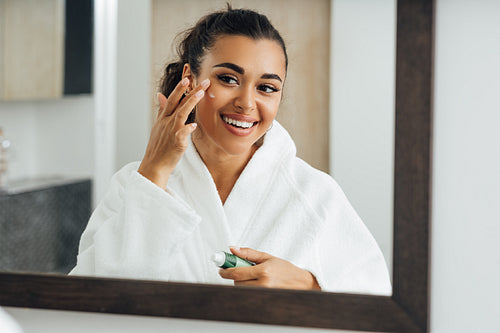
left=70, top=162, right=201, bottom=280
left=71, top=77, right=211, bottom=280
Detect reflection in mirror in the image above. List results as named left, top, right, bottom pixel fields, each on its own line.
left=0, top=0, right=394, bottom=296
left=0, top=0, right=93, bottom=274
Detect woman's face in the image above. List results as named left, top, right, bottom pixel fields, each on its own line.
left=187, top=35, right=287, bottom=156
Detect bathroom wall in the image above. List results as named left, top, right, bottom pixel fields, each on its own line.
left=430, top=0, right=500, bottom=331
left=115, top=0, right=150, bottom=172
left=330, top=0, right=396, bottom=277
left=92, top=0, right=151, bottom=204
left=0, top=103, right=38, bottom=180
left=0, top=96, right=94, bottom=182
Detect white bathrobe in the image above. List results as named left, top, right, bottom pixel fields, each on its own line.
left=71, top=121, right=391, bottom=295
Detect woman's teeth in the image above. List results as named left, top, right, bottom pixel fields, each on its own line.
left=222, top=116, right=255, bottom=129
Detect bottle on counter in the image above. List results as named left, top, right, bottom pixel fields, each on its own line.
left=0, top=127, right=11, bottom=188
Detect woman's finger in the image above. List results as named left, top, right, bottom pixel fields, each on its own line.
left=229, top=246, right=272, bottom=265
left=174, top=79, right=210, bottom=125
left=234, top=280, right=262, bottom=287
left=156, top=93, right=168, bottom=120
left=218, top=265, right=261, bottom=282
left=161, top=77, right=190, bottom=118
left=173, top=123, right=198, bottom=152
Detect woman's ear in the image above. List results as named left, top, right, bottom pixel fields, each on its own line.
left=182, top=64, right=194, bottom=91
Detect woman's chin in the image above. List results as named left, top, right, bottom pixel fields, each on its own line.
left=220, top=142, right=256, bottom=156
left=218, top=133, right=267, bottom=155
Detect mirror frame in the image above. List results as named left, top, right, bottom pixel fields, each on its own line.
left=0, top=0, right=433, bottom=331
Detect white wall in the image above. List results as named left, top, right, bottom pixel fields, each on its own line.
left=330, top=0, right=396, bottom=277
left=430, top=0, right=500, bottom=332
left=3, top=0, right=500, bottom=332
left=0, top=96, right=95, bottom=182
left=0, top=103, right=38, bottom=180
left=4, top=307, right=351, bottom=333
left=93, top=0, right=151, bottom=204
left=115, top=0, right=151, bottom=171
left=33, top=97, right=95, bottom=178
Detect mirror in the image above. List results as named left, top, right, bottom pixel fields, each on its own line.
left=0, top=0, right=432, bottom=331
left=1, top=0, right=394, bottom=280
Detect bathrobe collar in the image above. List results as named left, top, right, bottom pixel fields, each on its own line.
left=181, top=121, right=296, bottom=243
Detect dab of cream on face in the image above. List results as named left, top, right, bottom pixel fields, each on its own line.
left=212, top=251, right=255, bottom=268
left=208, top=91, right=215, bottom=98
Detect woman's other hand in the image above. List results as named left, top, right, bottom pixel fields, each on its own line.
left=138, top=78, right=210, bottom=189
left=218, top=247, right=321, bottom=290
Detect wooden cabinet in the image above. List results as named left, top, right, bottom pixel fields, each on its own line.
left=0, top=0, right=65, bottom=100
left=0, top=0, right=92, bottom=100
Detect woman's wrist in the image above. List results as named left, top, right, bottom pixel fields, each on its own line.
left=137, top=163, right=172, bottom=189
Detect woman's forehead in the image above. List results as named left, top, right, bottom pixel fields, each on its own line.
left=202, top=35, right=287, bottom=76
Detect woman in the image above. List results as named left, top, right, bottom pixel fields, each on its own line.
left=71, top=7, right=391, bottom=295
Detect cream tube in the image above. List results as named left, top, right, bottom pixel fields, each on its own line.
left=212, top=251, right=255, bottom=269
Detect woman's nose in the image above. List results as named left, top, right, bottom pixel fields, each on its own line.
left=233, top=86, right=256, bottom=113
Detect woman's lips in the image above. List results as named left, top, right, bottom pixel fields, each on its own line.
left=220, top=113, right=259, bottom=136
left=221, top=113, right=258, bottom=123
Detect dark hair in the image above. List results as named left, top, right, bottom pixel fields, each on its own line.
left=159, top=6, right=288, bottom=122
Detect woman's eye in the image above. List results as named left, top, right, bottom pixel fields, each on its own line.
left=259, top=85, right=279, bottom=93
left=217, top=75, right=237, bottom=85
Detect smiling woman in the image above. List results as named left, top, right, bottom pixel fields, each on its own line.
left=186, top=36, right=286, bottom=182
left=70, top=6, right=391, bottom=295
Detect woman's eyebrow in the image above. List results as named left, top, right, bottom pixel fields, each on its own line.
left=213, top=62, right=283, bottom=83
left=261, top=73, right=282, bottom=83
left=213, top=62, right=244, bottom=74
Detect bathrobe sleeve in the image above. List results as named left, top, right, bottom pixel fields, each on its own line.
left=290, top=159, right=392, bottom=295
left=316, top=190, right=392, bottom=295
left=70, top=162, right=202, bottom=280
left=316, top=179, right=392, bottom=295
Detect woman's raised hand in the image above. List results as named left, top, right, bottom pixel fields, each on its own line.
left=138, top=77, right=210, bottom=189
left=219, top=247, right=322, bottom=290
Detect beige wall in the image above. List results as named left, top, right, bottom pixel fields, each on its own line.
left=151, top=0, right=330, bottom=172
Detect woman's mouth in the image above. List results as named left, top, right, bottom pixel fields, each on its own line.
left=221, top=115, right=257, bottom=129
left=220, top=114, right=259, bottom=137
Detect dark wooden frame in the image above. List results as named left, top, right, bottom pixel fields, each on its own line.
left=0, top=0, right=433, bottom=331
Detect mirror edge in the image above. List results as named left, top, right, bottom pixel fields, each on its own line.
left=0, top=0, right=433, bottom=332
left=393, top=0, right=434, bottom=331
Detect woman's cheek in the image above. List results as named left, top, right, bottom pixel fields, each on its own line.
left=200, top=85, right=234, bottom=115
left=207, top=89, right=216, bottom=99
left=259, top=98, right=280, bottom=121
left=196, top=90, right=215, bottom=116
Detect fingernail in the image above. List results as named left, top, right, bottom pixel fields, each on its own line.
left=229, top=246, right=240, bottom=251
left=181, top=77, right=189, bottom=86
left=195, top=90, right=205, bottom=98
left=201, top=78, right=210, bottom=88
